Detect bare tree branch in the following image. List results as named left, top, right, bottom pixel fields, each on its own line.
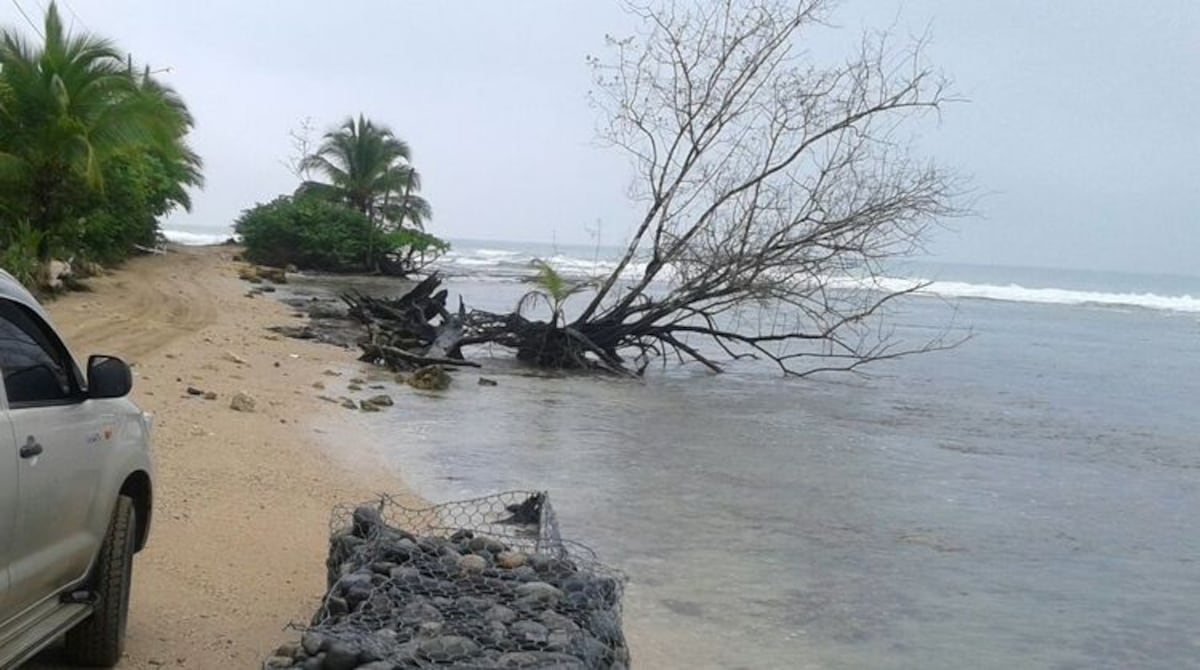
left=425, top=0, right=971, bottom=376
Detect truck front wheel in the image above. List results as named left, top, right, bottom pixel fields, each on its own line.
left=64, top=495, right=136, bottom=667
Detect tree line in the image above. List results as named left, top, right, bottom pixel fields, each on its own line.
left=0, top=2, right=445, bottom=291
left=0, top=2, right=201, bottom=288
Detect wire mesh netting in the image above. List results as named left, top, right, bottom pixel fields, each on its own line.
left=264, top=491, right=629, bottom=669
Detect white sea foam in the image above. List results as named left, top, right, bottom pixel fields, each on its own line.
left=913, top=280, right=1200, bottom=313
left=161, top=229, right=235, bottom=246
left=446, top=256, right=509, bottom=267
left=827, top=275, right=1200, bottom=313
left=473, top=248, right=523, bottom=258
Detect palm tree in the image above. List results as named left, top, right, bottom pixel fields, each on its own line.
left=0, top=2, right=201, bottom=256
left=127, top=64, right=204, bottom=214
left=517, top=259, right=594, bottom=328
left=299, top=115, right=431, bottom=270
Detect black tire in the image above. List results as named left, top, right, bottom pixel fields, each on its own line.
left=64, top=495, right=136, bottom=667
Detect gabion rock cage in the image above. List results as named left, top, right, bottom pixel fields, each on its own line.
left=264, top=491, right=629, bottom=669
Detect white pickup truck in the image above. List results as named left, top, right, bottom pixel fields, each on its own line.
left=0, top=269, right=154, bottom=668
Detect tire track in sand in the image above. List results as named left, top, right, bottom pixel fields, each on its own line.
left=47, top=247, right=221, bottom=363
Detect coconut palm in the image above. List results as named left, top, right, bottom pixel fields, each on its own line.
left=299, top=115, right=432, bottom=227
left=299, top=114, right=432, bottom=269
left=0, top=2, right=201, bottom=255
left=127, top=65, right=204, bottom=213
left=517, top=259, right=595, bottom=328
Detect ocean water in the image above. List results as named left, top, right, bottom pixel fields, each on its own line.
left=280, top=238, right=1200, bottom=668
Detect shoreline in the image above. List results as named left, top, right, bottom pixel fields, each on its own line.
left=28, top=245, right=426, bottom=669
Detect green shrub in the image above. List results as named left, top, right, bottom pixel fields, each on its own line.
left=234, top=196, right=374, bottom=271
left=0, top=220, right=45, bottom=288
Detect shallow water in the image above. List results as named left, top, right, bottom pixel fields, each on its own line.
left=291, top=273, right=1200, bottom=669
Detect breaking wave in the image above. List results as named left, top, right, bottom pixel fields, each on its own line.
left=436, top=247, right=649, bottom=282
left=435, top=244, right=1200, bottom=314
left=907, top=279, right=1200, bottom=313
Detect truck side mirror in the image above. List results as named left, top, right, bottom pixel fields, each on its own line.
left=87, top=355, right=132, bottom=399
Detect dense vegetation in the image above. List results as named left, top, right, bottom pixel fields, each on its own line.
left=236, top=115, right=446, bottom=275
left=0, top=3, right=202, bottom=288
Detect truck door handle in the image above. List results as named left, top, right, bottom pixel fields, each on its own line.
left=20, top=438, right=43, bottom=459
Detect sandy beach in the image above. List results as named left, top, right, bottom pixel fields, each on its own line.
left=26, top=245, right=423, bottom=669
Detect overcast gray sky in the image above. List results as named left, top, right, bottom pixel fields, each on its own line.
left=26, top=1, right=1199, bottom=275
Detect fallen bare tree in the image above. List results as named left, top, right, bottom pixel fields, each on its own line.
left=459, top=0, right=969, bottom=376
left=344, top=0, right=967, bottom=378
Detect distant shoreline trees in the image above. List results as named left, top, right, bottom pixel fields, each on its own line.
left=236, top=115, right=446, bottom=276
left=0, top=2, right=202, bottom=289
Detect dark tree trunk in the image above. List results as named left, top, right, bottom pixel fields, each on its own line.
left=343, top=273, right=478, bottom=371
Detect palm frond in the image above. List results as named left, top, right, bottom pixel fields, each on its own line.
left=0, top=0, right=205, bottom=242
left=515, top=290, right=553, bottom=319
left=0, top=151, right=28, bottom=184
left=530, top=258, right=594, bottom=303
left=295, top=180, right=344, bottom=202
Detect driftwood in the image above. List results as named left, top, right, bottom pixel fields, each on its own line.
left=358, top=343, right=479, bottom=369
left=343, top=275, right=631, bottom=375
left=342, top=273, right=475, bottom=371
